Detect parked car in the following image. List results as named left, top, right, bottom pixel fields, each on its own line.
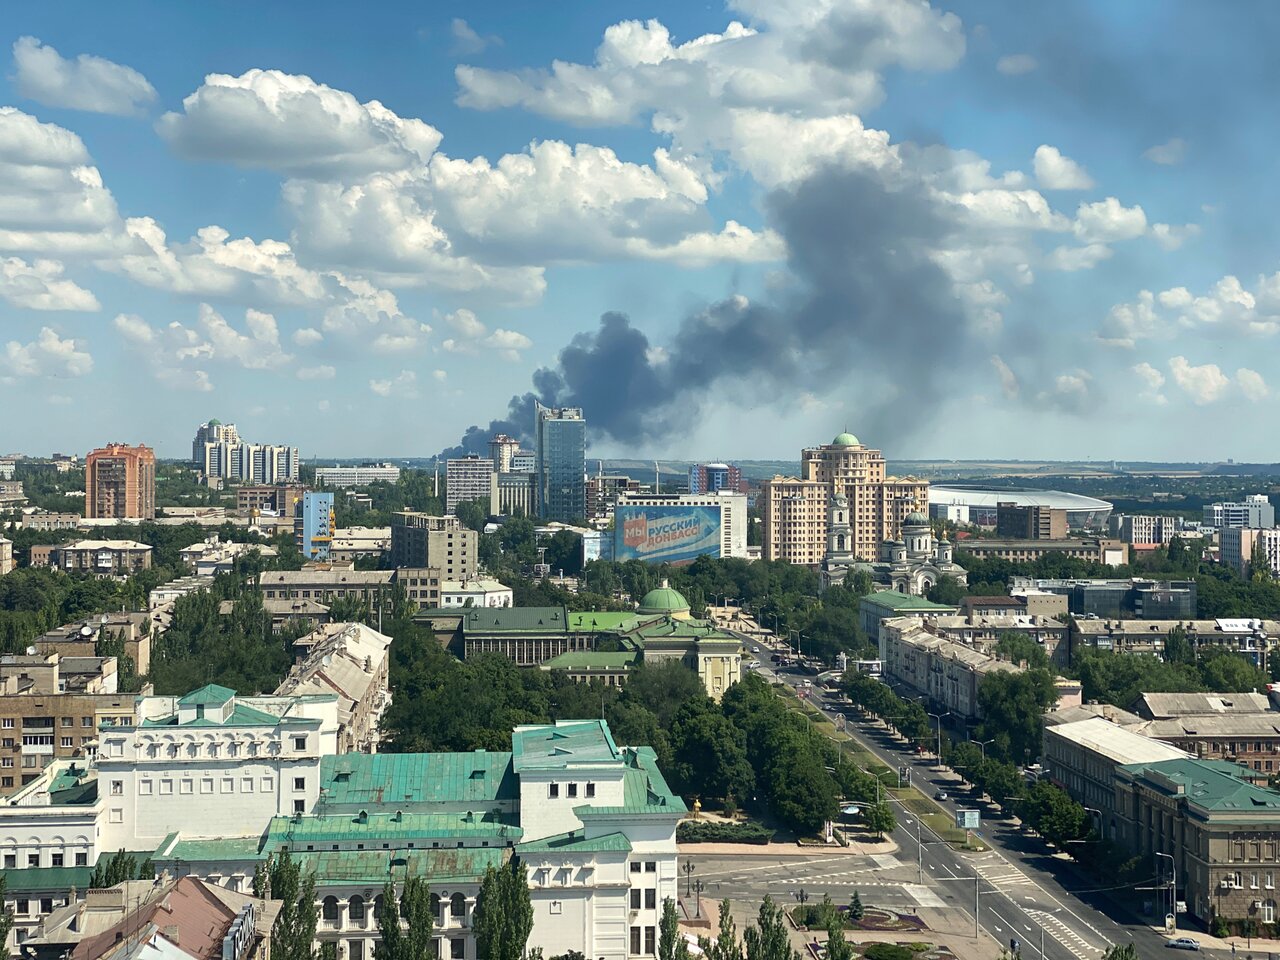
left=1165, top=938, right=1200, bottom=951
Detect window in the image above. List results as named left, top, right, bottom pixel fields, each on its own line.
left=350, top=942, right=364, bottom=960
left=645, top=889, right=656, bottom=909
left=61, top=717, right=72, bottom=728
left=631, top=889, right=642, bottom=909
left=294, top=736, right=307, bottom=751
left=1, top=718, right=12, bottom=728
left=262, top=777, right=274, bottom=791
left=630, top=927, right=642, bottom=955
left=1251, top=873, right=1259, bottom=889
left=40, top=898, right=53, bottom=915
left=450, top=941, right=464, bottom=960
left=75, top=852, right=87, bottom=866
left=139, top=780, right=153, bottom=795
left=645, top=862, right=657, bottom=873
left=567, top=783, right=578, bottom=798
left=221, top=778, right=234, bottom=793
left=294, top=777, right=306, bottom=791
left=28, top=854, right=40, bottom=867
left=111, top=780, right=123, bottom=796
left=586, top=782, right=596, bottom=798
left=550, top=901, right=562, bottom=915
left=322, top=897, right=339, bottom=922
left=51, top=853, right=63, bottom=867
left=631, top=862, right=642, bottom=874
left=177, top=780, right=189, bottom=795
left=450, top=893, right=465, bottom=918
left=294, top=800, right=305, bottom=814
left=242, top=778, right=254, bottom=793
left=201, top=779, right=214, bottom=794
left=3, top=855, right=14, bottom=869
left=1266, top=900, right=1277, bottom=924
left=82, top=717, right=92, bottom=727
left=1267, top=873, right=1275, bottom=890
left=645, top=926, right=656, bottom=955
left=109, top=808, right=123, bottom=823
left=548, top=782, right=559, bottom=798
left=61, top=737, right=72, bottom=748
left=349, top=896, right=365, bottom=921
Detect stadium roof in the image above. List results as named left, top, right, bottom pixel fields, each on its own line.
left=928, top=485, right=1112, bottom=513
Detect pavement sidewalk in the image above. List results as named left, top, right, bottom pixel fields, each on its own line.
left=678, top=837, right=900, bottom=857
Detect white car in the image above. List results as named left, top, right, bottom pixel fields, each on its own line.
left=1165, top=938, right=1200, bottom=951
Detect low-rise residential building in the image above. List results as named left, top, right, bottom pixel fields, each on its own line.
left=857, top=591, right=958, bottom=644
left=274, top=623, right=391, bottom=754
left=924, top=614, right=1068, bottom=662
left=20, top=511, right=82, bottom=531
left=314, top=464, right=401, bottom=488
left=258, top=565, right=440, bottom=608
left=149, top=575, right=216, bottom=609
left=1069, top=617, right=1275, bottom=669
left=439, top=577, right=514, bottom=608
left=877, top=617, right=1020, bottom=719
left=179, top=536, right=278, bottom=576
left=956, top=538, right=1129, bottom=566
left=1009, top=576, right=1197, bottom=619
left=32, top=541, right=153, bottom=577
left=34, top=615, right=152, bottom=676
left=328, top=526, right=390, bottom=564
left=219, top=597, right=331, bottom=633
left=390, top=512, right=477, bottom=580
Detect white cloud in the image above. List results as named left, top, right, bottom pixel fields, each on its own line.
left=996, top=53, right=1037, bottom=75
left=112, top=312, right=156, bottom=345
left=1237, top=368, right=1270, bottom=402
left=158, top=69, right=443, bottom=178
left=1169, top=356, right=1230, bottom=405
left=432, top=369, right=447, bottom=382
left=1150, top=222, right=1200, bottom=251
left=0, top=257, right=99, bottom=310
left=1072, top=197, right=1147, bottom=242
left=3, top=326, right=92, bottom=378
left=1046, top=243, right=1112, bottom=272
left=293, top=327, right=323, bottom=346
left=297, top=365, right=336, bottom=381
left=197, top=304, right=291, bottom=369
left=1143, top=138, right=1187, bottom=166
left=440, top=308, right=533, bottom=361
left=12, top=36, right=157, bottom=116
left=1101, top=272, right=1280, bottom=346
left=451, top=18, right=500, bottom=55
left=1033, top=145, right=1094, bottom=190
left=1099, top=291, right=1160, bottom=347
left=114, top=304, right=291, bottom=374
left=0, top=107, right=123, bottom=255
left=369, top=370, right=417, bottom=398
left=1036, top=369, right=1093, bottom=412
left=990, top=354, right=1019, bottom=399
left=1132, top=361, right=1167, bottom=405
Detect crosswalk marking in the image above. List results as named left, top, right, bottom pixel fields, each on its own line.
left=968, top=854, right=1032, bottom=889
left=871, top=854, right=902, bottom=870
left=904, top=884, right=946, bottom=908
left=1025, top=908, right=1101, bottom=959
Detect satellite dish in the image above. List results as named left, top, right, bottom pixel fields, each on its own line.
left=25, top=645, right=36, bottom=656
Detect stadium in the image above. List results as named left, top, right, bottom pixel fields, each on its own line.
left=928, top=485, right=1113, bottom=530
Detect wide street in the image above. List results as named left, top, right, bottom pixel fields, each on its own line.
left=706, top=607, right=1245, bottom=960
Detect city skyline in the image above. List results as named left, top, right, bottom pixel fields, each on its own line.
left=2, top=2, right=1278, bottom=461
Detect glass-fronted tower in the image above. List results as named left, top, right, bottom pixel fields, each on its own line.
left=534, top=404, right=586, bottom=522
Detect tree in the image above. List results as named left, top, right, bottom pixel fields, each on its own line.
left=1101, top=945, right=1138, bottom=960
left=474, top=860, right=534, bottom=960
left=975, top=669, right=1057, bottom=765
left=926, top=575, right=966, bottom=606
left=825, top=923, right=854, bottom=960
left=1163, top=624, right=1194, bottom=665
left=699, top=900, right=743, bottom=960
left=400, top=875, right=435, bottom=960
left=742, top=896, right=797, bottom=960
left=668, top=705, right=754, bottom=807
left=266, top=851, right=318, bottom=960
left=659, top=897, right=682, bottom=960
left=1018, top=781, right=1088, bottom=846
left=375, top=880, right=402, bottom=960
left=862, top=802, right=896, bottom=839
left=848, top=890, right=864, bottom=923
left=0, top=875, right=12, bottom=958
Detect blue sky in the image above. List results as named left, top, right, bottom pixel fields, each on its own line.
left=1, top=1, right=1277, bottom=462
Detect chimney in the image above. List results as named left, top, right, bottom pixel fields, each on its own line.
left=163, top=925, right=180, bottom=943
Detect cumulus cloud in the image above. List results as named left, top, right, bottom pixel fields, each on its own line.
left=158, top=69, right=443, bottom=177
left=1169, top=356, right=1230, bottom=405
left=1143, top=138, right=1187, bottom=165
left=1150, top=222, right=1200, bottom=251
left=1033, top=145, right=1094, bottom=190
left=1132, top=361, right=1167, bottom=405
left=0, top=257, right=99, bottom=310
left=1072, top=197, right=1147, bottom=242
left=369, top=370, right=417, bottom=397
left=293, top=327, right=323, bottom=346
left=113, top=304, right=291, bottom=378
left=1103, top=272, right=1280, bottom=346
left=1237, top=367, right=1270, bottom=402
left=990, top=354, right=1019, bottom=399
left=12, top=37, right=157, bottom=116
left=297, top=364, right=336, bottom=381
left=440, top=308, right=533, bottom=361
left=996, top=53, right=1037, bottom=75
left=2, top=326, right=93, bottom=379
left=451, top=18, right=501, bottom=55
left=197, top=304, right=291, bottom=369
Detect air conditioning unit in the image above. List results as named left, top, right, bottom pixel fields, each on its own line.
left=1253, top=901, right=1263, bottom=909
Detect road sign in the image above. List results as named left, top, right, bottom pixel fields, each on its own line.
left=956, top=809, right=981, bottom=830
left=898, top=765, right=911, bottom=786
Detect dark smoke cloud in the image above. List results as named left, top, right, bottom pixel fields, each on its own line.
left=441, top=165, right=972, bottom=455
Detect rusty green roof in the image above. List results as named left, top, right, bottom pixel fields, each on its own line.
left=178, top=684, right=237, bottom=705
left=265, top=811, right=521, bottom=846
left=3, top=866, right=95, bottom=893
left=516, top=830, right=631, bottom=854
left=567, top=612, right=648, bottom=633
left=511, top=721, right=621, bottom=772
left=459, top=607, right=568, bottom=634
left=291, top=847, right=507, bottom=887
left=540, top=651, right=638, bottom=671
left=320, top=751, right=518, bottom=809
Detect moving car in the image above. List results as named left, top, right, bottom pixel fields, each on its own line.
left=1165, top=938, right=1200, bottom=951
left=934, top=790, right=949, bottom=802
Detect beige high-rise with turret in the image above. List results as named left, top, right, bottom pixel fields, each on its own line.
left=761, top=432, right=928, bottom=566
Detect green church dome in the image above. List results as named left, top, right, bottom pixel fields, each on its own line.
left=904, top=511, right=929, bottom=526
left=832, top=432, right=860, bottom=446
left=637, top=582, right=691, bottom=617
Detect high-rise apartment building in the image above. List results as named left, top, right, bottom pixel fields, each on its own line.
left=85, top=444, right=156, bottom=520
left=389, top=512, right=477, bottom=579
left=295, top=491, right=334, bottom=561
left=688, top=462, right=746, bottom=495
left=446, top=456, right=498, bottom=514
left=761, top=432, right=928, bottom=566
left=996, top=502, right=1068, bottom=540
left=0, top=536, right=13, bottom=576
left=1109, top=514, right=1176, bottom=545
left=534, top=404, right=586, bottom=522
left=489, top=434, right=520, bottom=473
left=1204, top=495, right=1275, bottom=529
left=191, top=420, right=239, bottom=466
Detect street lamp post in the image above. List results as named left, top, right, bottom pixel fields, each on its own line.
left=693, top=879, right=705, bottom=919
left=927, top=711, right=951, bottom=764
left=1155, top=851, right=1176, bottom=934
left=682, top=860, right=695, bottom=899
left=973, top=737, right=996, bottom=760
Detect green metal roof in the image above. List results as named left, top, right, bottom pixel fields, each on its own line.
left=832, top=432, right=860, bottom=446
left=567, top=612, right=648, bottom=633
left=516, top=830, right=631, bottom=854
left=265, top=811, right=521, bottom=847
left=511, top=721, right=621, bottom=772
left=567, top=745, right=687, bottom=818
left=625, top=618, right=740, bottom=647
left=320, top=752, right=518, bottom=808
left=459, top=607, right=568, bottom=634
left=3, top=866, right=94, bottom=893
left=860, top=591, right=958, bottom=612
left=637, top=587, right=690, bottom=615
left=178, top=684, right=237, bottom=706
left=1123, top=758, right=1280, bottom=812
left=540, top=651, right=638, bottom=671
left=290, top=847, right=506, bottom=887
left=142, top=702, right=282, bottom=727
left=47, top=763, right=98, bottom=805
left=166, top=837, right=266, bottom=862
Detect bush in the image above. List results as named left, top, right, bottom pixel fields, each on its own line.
left=864, top=946, right=914, bottom=960
left=676, top=820, right=775, bottom=844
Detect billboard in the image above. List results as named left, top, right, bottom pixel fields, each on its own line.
left=956, top=809, right=981, bottom=830
left=614, top=505, right=723, bottom=565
